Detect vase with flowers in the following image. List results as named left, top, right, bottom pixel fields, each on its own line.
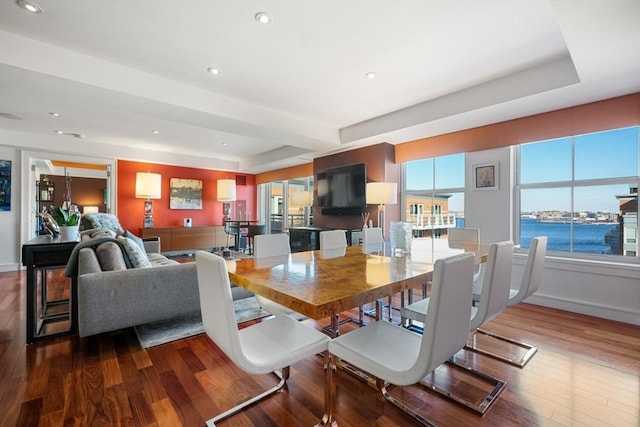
left=51, top=205, right=80, bottom=240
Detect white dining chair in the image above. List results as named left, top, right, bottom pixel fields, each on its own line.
left=471, top=236, right=547, bottom=367
left=195, top=251, right=330, bottom=426
left=448, top=227, right=482, bottom=282
left=362, top=226, right=384, bottom=253
left=362, top=227, right=396, bottom=322
left=253, top=233, right=307, bottom=320
left=329, top=252, right=476, bottom=426
left=319, top=230, right=363, bottom=333
left=401, top=240, right=513, bottom=414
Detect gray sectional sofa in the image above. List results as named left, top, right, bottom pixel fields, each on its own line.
left=67, top=214, right=252, bottom=338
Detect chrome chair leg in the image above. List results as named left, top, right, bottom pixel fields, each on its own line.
left=206, top=367, right=290, bottom=426
left=420, top=357, right=506, bottom=415
left=467, top=328, right=538, bottom=368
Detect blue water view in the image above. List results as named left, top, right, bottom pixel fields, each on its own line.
left=456, top=218, right=618, bottom=254
left=521, top=218, right=617, bottom=254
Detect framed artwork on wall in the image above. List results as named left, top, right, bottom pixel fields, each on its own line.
left=473, top=162, right=499, bottom=191
left=169, top=178, right=203, bottom=209
left=0, top=160, right=11, bottom=211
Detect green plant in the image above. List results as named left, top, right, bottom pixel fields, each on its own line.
left=50, top=206, right=80, bottom=226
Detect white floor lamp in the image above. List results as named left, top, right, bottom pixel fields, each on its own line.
left=365, top=182, right=397, bottom=239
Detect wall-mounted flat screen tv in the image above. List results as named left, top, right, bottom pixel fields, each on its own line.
left=317, top=163, right=366, bottom=215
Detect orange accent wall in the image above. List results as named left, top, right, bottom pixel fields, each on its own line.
left=396, top=93, right=640, bottom=163
left=256, top=163, right=313, bottom=185
left=117, top=160, right=256, bottom=233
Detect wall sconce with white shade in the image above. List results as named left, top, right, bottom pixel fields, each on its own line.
left=217, top=179, right=237, bottom=222
left=291, top=190, right=313, bottom=226
left=366, top=182, right=397, bottom=237
left=135, top=172, right=162, bottom=228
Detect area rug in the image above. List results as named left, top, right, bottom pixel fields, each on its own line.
left=134, top=297, right=271, bottom=348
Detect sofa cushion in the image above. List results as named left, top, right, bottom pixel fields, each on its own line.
left=147, top=253, right=179, bottom=266
left=96, top=242, right=128, bottom=271
left=118, top=236, right=152, bottom=268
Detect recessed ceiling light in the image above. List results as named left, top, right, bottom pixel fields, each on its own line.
left=49, top=112, right=61, bottom=117
left=255, top=12, right=272, bottom=24
left=151, top=129, right=159, bottom=134
left=207, top=67, right=220, bottom=75
left=17, top=0, right=43, bottom=13
left=54, top=130, right=83, bottom=138
left=365, top=72, right=377, bottom=79
left=222, top=142, right=228, bottom=146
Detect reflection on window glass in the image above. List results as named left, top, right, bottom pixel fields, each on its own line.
left=575, top=127, right=639, bottom=180
left=520, top=137, right=572, bottom=183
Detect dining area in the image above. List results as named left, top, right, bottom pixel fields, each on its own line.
left=193, top=225, right=548, bottom=426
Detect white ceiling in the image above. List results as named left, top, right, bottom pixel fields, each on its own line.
left=0, top=0, right=638, bottom=173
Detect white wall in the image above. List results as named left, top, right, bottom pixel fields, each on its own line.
left=0, top=145, right=21, bottom=272
left=466, top=148, right=640, bottom=326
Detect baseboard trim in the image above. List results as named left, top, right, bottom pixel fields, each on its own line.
left=0, top=263, right=22, bottom=273
left=527, top=294, right=640, bottom=326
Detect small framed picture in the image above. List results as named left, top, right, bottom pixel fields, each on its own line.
left=473, top=162, right=499, bottom=191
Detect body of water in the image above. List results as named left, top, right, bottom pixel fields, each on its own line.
left=456, top=218, right=618, bottom=254
left=521, top=218, right=617, bottom=254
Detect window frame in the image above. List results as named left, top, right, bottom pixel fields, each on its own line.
left=514, top=126, right=640, bottom=262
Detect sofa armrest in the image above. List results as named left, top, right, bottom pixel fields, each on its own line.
left=143, top=237, right=161, bottom=254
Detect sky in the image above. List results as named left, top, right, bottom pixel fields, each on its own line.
left=406, top=126, right=639, bottom=213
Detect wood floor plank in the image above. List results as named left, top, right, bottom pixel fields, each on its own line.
left=1, top=269, right=638, bottom=426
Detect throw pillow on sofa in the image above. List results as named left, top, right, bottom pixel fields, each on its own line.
left=122, top=230, right=146, bottom=253
left=118, top=235, right=152, bottom=268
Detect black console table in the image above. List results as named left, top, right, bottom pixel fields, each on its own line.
left=289, top=227, right=361, bottom=252
left=22, top=236, right=78, bottom=344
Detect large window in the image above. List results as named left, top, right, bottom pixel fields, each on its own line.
left=404, top=153, right=465, bottom=238
left=517, top=126, right=639, bottom=258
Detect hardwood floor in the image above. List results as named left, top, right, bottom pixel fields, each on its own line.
left=1, top=268, right=638, bottom=426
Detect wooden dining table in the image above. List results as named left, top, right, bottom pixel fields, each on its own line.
left=224, top=239, right=489, bottom=427
left=227, top=245, right=436, bottom=333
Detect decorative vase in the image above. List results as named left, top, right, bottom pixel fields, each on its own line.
left=58, top=225, right=79, bottom=241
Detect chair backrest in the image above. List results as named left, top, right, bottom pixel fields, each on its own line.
left=469, top=240, right=513, bottom=330
left=195, top=251, right=252, bottom=371
left=412, top=253, right=475, bottom=380
left=224, top=222, right=239, bottom=235
left=362, top=227, right=383, bottom=254
left=509, top=236, right=547, bottom=306
left=448, top=227, right=480, bottom=252
left=320, top=230, right=347, bottom=250
left=254, top=233, right=291, bottom=258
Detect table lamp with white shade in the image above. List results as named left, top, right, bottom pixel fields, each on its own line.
left=217, top=179, right=237, bottom=222
left=135, top=172, right=162, bottom=228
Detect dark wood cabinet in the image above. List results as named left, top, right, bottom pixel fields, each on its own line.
left=140, top=226, right=228, bottom=252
